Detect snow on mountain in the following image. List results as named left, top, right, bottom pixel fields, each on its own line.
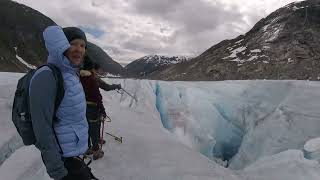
left=142, top=55, right=190, bottom=65
left=1, top=72, right=320, bottom=179
left=125, top=55, right=191, bottom=77
left=14, top=47, right=36, bottom=70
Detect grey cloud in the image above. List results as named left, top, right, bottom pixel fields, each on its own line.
left=122, top=35, right=163, bottom=54
left=59, top=8, right=112, bottom=28
left=121, top=0, right=248, bottom=59
left=128, top=0, right=245, bottom=33
left=14, top=0, right=297, bottom=63
left=130, top=0, right=184, bottom=15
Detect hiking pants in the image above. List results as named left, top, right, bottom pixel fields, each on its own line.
left=89, top=121, right=101, bottom=151
left=86, top=104, right=101, bottom=151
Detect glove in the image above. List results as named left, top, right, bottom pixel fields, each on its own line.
left=100, top=112, right=106, bottom=121
left=114, top=84, right=121, bottom=90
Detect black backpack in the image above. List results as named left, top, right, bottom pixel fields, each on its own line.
left=12, top=64, right=64, bottom=146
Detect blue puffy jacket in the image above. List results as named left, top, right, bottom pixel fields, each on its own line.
left=44, top=26, right=88, bottom=157
left=29, top=26, right=88, bottom=179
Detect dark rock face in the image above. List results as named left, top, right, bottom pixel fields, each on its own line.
left=0, top=0, right=124, bottom=75
left=151, top=0, right=320, bottom=81
left=125, top=55, right=188, bottom=77
left=0, top=0, right=56, bottom=72
left=86, top=42, right=125, bottom=76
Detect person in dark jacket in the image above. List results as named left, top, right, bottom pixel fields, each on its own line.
left=29, top=26, right=97, bottom=180
left=80, top=57, right=121, bottom=160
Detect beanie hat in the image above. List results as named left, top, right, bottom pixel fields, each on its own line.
left=62, top=27, right=87, bottom=46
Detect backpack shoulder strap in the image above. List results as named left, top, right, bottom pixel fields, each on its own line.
left=45, top=64, right=65, bottom=111
left=43, top=63, right=65, bottom=155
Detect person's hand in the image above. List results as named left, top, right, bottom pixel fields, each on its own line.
left=114, top=84, right=121, bottom=90
left=100, top=114, right=106, bottom=121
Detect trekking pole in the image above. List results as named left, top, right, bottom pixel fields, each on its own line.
left=101, top=119, right=105, bottom=141
left=118, top=88, right=138, bottom=102
left=105, top=132, right=123, bottom=143
left=105, top=113, right=112, bottom=122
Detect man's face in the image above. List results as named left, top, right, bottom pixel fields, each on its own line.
left=65, top=39, right=86, bottom=66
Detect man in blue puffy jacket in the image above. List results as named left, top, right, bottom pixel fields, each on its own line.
left=29, top=26, right=96, bottom=180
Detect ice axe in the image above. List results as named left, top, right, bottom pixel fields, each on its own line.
left=105, top=132, right=123, bottom=143
left=116, top=88, right=138, bottom=102
left=102, top=115, right=123, bottom=144
left=100, top=114, right=112, bottom=145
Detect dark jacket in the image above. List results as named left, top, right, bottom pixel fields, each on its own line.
left=80, top=70, right=117, bottom=117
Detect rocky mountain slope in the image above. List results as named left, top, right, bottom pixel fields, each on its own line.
left=151, top=0, right=320, bottom=81
left=0, top=0, right=124, bottom=75
left=0, top=0, right=55, bottom=72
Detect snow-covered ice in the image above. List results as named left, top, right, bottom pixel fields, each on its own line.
left=1, top=72, right=320, bottom=179
left=0, top=73, right=240, bottom=180
left=304, top=137, right=320, bottom=162
left=241, top=150, right=320, bottom=180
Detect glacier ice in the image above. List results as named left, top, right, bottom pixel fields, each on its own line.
left=304, top=137, right=320, bottom=162
left=1, top=72, right=320, bottom=179
left=110, top=79, right=320, bottom=170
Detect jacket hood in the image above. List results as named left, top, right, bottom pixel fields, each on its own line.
left=80, top=70, right=92, bottom=77
left=43, top=26, right=78, bottom=73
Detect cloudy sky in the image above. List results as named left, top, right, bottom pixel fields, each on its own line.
left=15, top=0, right=301, bottom=65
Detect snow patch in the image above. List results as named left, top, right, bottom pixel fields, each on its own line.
left=265, top=24, right=284, bottom=42
left=142, top=55, right=189, bottom=65
left=230, top=58, right=245, bottom=64
left=235, top=39, right=244, bottom=44
left=292, top=4, right=309, bottom=11
left=262, top=24, right=271, bottom=32
left=292, top=5, right=299, bottom=11
left=250, top=49, right=261, bottom=53
left=14, top=47, right=36, bottom=69
left=15, top=55, right=36, bottom=69
left=247, top=56, right=258, bottom=62
left=288, top=58, right=294, bottom=63
left=223, top=46, right=247, bottom=59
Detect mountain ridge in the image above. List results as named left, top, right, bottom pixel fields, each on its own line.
left=149, top=0, right=320, bottom=81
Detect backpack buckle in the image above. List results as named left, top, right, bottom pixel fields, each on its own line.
left=20, top=112, right=26, bottom=121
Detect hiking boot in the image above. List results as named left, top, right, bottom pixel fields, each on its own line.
left=85, top=148, right=94, bottom=155
left=100, top=138, right=106, bottom=145
left=93, top=149, right=104, bottom=160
